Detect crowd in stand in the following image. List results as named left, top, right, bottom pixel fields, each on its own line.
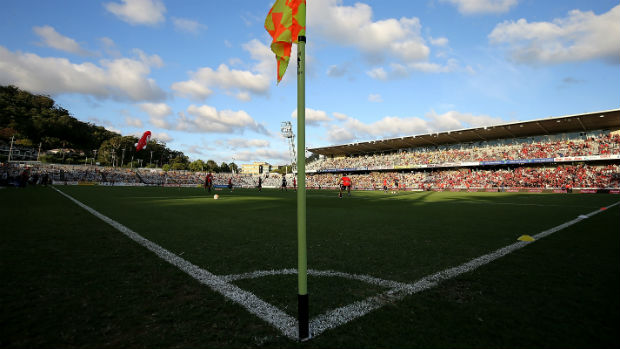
left=307, top=133, right=620, bottom=171
left=2, top=132, right=618, bottom=190
left=0, top=162, right=296, bottom=189
left=2, top=161, right=618, bottom=190
left=305, top=164, right=620, bottom=190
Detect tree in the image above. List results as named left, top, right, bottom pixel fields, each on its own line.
left=206, top=159, right=218, bottom=172
left=97, top=136, right=137, bottom=166
left=0, top=85, right=193, bottom=166
left=1, top=85, right=119, bottom=151
left=271, top=165, right=293, bottom=175
left=189, top=159, right=205, bottom=172
left=220, top=162, right=230, bottom=173
left=171, top=162, right=187, bottom=171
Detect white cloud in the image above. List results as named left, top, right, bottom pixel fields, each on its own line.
left=308, top=1, right=462, bottom=78
left=234, top=149, right=290, bottom=163
left=366, top=59, right=460, bottom=80
left=235, top=91, right=251, bottom=102
left=429, top=36, right=449, bottom=47
left=333, top=112, right=349, bottom=121
left=309, top=0, right=430, bottom=64
left=366, top=67, right=388, bottom=80
left=326, top=63, right=349, bottom=77
left=327, top=126, right=356, bottom=143
left=0, top=45, right=166, bottom=101
left=172, top=17, right=207, bottom=34
left=139, top=102, right=172, bottom=128
left=124, top=116, right=143, bottom=127
left=170, top=80, right=213, bottom=100
left=152, top=131, right=173, bottom=143
left=441, top=0, right=518, bottom=15
left=132, top=48, right=163, bottom=68
left=489, top=4, right=620, bottom=64
left=224, top=138, right=271, bottom=149
left=291, top=108, right=331, bottom=126
left=33, top=26, right=91, bottom=56
left=171, top=39, right=272, bottom=101
left=410, top=58, right=459, bottom=73
left=326, top=110, right=503, bottom=143
left=183, top=145, right=208, bottom=156
left=100, top=37, right=121, bottom=57
left=104, top=0, right=166, bottom=26
left=426, top=110, right=504, bottom=131
left=173, top=104, right=269, bottom=135
left=368, top=94, right=383, bottom=103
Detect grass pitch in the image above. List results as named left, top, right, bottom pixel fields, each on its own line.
left=1, top=185, right=619, bottom=348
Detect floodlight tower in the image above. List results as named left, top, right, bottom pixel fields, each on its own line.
left=281, top=121, right=296, bottom=172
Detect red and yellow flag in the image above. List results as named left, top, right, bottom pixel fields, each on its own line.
left=265, top=0, right=306, bottom=83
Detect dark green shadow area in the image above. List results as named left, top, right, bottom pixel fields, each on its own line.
left=3, top=186, right=617, bottom=348
left=0, top=186, right=293, bottom=348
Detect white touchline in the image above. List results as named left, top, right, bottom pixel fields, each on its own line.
left=308, top=200, right=620, bottom=337
left=52, top=187, right=298, bottom=340
left=52, top=186, right=618, bottom=340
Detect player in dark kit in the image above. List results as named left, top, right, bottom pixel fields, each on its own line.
left=281, top=176, right=287, bottom=191
left=205, top=172, right=214, bottom=193
left=257, top=176, right=262, bottom=192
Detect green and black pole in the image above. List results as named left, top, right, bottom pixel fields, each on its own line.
left=296, top=34, right=309, bottom=341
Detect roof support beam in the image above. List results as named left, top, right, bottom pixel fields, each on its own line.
left=576, top=117, right=587, bottom=131
left=536, top=122, right=549, bottom=133
left=421, top=136, right=438, bottom=146
left=471, top=130, right=487, bottom=141
left=444, top=134, right=460, bottom=142
left=502, top=126, right=516, bottom=138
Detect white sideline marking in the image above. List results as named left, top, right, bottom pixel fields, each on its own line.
left=308, top=200, right=620, bottom=337
left=53, top=186, right=618, bottom=340
left=52, top=187, right=298, bottom=339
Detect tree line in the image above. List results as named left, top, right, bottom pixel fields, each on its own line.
left=0, top=85, right=237, bottom=172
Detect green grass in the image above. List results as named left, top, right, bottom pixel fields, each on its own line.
left=1, top=185, right=618, bottom=348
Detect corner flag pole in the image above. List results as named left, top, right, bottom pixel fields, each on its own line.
left=296, top=34, right=309, bottom=340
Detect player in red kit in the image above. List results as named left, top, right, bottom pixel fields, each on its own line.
left=339, top=174, right=352, bottom=198
left=205, top=172, right=214, bottom=193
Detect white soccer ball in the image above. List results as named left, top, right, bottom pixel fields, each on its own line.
left=213, top=194, right=220, bottom=200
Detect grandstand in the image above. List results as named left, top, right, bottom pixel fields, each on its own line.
left=306, top=109, right=620, bottom=192
left=2, top=109, right=618, bottom=192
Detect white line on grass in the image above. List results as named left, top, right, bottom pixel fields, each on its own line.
left=53, top=186, right=618, bottom=340
left=222, top=269, right=410, bottom=289
left=52, top=187, right=298, bottom=340
left=308, top=200, right=620, bottom=336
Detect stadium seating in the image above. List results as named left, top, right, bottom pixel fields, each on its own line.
left=2, top=132, right=618, bottom=190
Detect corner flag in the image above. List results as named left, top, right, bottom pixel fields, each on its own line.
left=265, top=0, right=306, bottom=83
left=265, top=0, right=309, bottom=340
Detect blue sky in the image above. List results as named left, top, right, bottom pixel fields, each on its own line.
left=1, top=0, right=618, bottom=165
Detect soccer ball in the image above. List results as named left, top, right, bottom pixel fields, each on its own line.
left=213, top=194, right=220, bottom=200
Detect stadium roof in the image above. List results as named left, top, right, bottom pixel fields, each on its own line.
left=308, top=109, right=620, bottom=157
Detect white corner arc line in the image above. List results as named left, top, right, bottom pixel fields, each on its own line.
left=222, top=269, right=409, bottom=289
left=52, top=187, right=298, bottom=340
